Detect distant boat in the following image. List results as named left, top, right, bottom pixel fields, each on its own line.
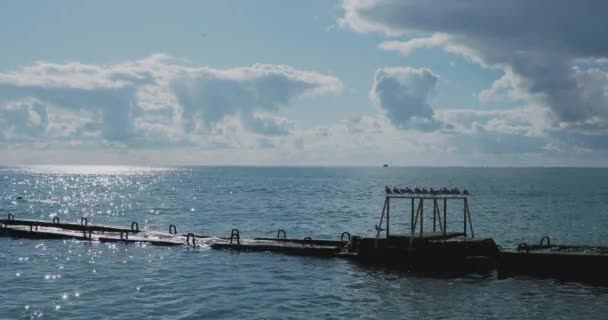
left=382, top=164, right=389, bottom=167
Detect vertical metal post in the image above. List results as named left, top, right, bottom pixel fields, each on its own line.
left=411, top=198, right=415, bottom=236
left=432, top=199, right=437, bottom=232
left=420, top=198, right=424, bottom=238
left=443, top=198, right=447, bottom=237
left=434, top=199, right=443, bottom=233
left=374, top=197, right=388, bottom=249
left=386, top=196, right=390, bottom=238
left=375, top=197, right=387, bottom=239
left=410, top=198, right=423, bottom=252
left=463, top=198, right=467, bottom=237
left=465, top=198, right=474, bottom=238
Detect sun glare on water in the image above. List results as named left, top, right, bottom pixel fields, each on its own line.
left=7, top=165, right=171, bottom=175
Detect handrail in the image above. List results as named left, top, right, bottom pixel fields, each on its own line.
left=302, top=237, right=313, bottom=247
left=277, top=229, right=286, bottom=240
left=341, top=232, right=351, bottom=242
left=186, top=233, right=196, bottom=247
left=539, top=236, right=551, bottom=247
left=230, top=229, right=240, bottom=245
left=517, top=242, right=529, bottom=253
left=169, top=224, right=178, bottom=235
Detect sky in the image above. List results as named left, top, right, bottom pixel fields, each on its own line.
left=1, top=0, right=608, bottom=166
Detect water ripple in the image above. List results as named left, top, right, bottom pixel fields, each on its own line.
left=2, top=167, right=608, bottom=319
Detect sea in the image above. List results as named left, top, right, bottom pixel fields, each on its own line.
left=1, top=166, right=608, bottom=319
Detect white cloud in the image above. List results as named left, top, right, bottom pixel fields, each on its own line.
left=365, top=64, right=566, bottom=155
left=0, top=99, right=48, bottom=140
left=341, top=0, right=608, bottom=128
left=370, top=67, right=443, bottom=131
left=0, top=55, right=342, bottom=147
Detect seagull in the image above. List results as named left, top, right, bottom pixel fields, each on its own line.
left=392, top=187, right=401, bottom=194
left=429, top=188, right=436, bottom=195
left=421, top=188, right=428, bottom=194
left=441, top=187, right=450, bottom=194
left=385, top=186, right=392, bottom=194
left=404, top=187, right=413, bottom=194
left=414, top=187, right=422, bottom=194
left=399, top=188, right=407, bottom=194
left=451, top=188, right=460, bottom=195
left=463, top=189, right=471, bottom=195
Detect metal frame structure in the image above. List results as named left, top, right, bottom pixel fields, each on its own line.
left=374, top=193, right=475, bottom=249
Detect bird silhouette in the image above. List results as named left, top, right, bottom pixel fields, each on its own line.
left=404, top=187, right=413, bottom=194
left=421, top=188, right=428, bottom=194
left=385, top=186, right=392, bottom=194
left=463, top=189, right=471, bottom=195
left=399, top=188, right=407, bottom=194
left=414, top=187, right=422, bottom=194
left=392, top=187, right=401, bottom=194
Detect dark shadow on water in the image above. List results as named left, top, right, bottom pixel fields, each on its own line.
left=342, top=259, right=498, bottom=284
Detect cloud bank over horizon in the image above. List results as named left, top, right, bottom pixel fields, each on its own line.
left=1, top=1, right=608, bottom=166
left=0, top=55, right=342, bottom=151
left=340, top=0, right=608, bottom=161
left=1, top=53, right=606, bottom=166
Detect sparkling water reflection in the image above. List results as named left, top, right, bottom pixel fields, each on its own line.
left=2, top=166, right=608, bottom=319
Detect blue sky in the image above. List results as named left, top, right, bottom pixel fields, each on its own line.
left=1, top=0, right=607, bottom=166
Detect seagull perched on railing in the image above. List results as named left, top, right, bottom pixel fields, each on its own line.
left=414, top=187, right=422, bottom=194
left=463, top=189, right=471, bottom=195
left=441, top=187, right=450, bottom=194
left=429, top=188, right=437, bottom=195
left=421, top=188, right=428, bottom=194
left=385, top=186, right=392, bottom=194
left=405, top=187, right=413, bottom=194
left=399, top=188, right=407, bottom=194
left=392, top=187, right=401, bottom=194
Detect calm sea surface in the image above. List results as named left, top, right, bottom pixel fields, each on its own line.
left=2, top=166, right=608, bottom=319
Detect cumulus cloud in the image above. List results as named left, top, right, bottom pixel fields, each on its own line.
left=0, top=55, right=342, bottom=147
left=0, top=99, right=48, bottom=140
left=169, top=63, right=342, bottom=134
left=370, top=67, right=443, bottom=131
left=366, top=65, right=553, bottom=155
left=341, top=0, right=608, bottom=129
